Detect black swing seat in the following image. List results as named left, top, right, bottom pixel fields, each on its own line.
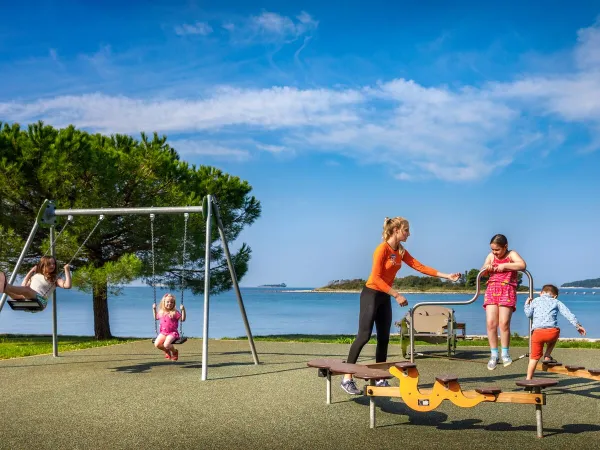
left=7, top=298, right=46, bottom=313
left=151, top=336, right=188, bottom=345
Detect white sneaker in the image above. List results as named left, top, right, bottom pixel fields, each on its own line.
left=487, top=357, right=499, bottom=370
left=340, top=379, right=362, bottom=395
left=375, top=379, right=390, bottom=387
left=502, top=355, right=513, bottom=367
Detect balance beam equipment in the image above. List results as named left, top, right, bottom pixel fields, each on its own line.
left=306, top=359, right=399, bottom=405
left=307, top=359, right=556, bottom=437
left=365, top=362, right=556, bottom=438
left=536, top=361, right=600, bottom=382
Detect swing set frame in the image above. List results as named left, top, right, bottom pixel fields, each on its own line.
left=0, top=195, right=259, bottom=381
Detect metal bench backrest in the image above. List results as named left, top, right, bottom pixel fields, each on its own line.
left=410, top=305, right=453, bottom=334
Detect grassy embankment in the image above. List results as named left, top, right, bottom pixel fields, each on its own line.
left=0, top=334, right=142, bottom=360
left=2, top=334, right=598, bottom=360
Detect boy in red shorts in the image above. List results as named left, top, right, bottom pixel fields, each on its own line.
left=524, top=284, right=586, bottom=380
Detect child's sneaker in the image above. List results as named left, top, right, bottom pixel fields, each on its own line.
left=487, top=357, right=499, bottom=370
left=171, top=349, right=179, bottom=361
left=375, top=379, right=390, bottom=387
left=164, top=352, right=171, bottom=360
left=502, top=355, right=513, bottom=367
left=340, top=379, right=361, bottom=395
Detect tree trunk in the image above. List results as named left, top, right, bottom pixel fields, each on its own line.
left=93, top=282, right=113, bottom=340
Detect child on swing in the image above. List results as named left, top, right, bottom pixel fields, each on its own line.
left=0, top=256, right=72, bottom=311
left=153, top=293, right=186, bottom=361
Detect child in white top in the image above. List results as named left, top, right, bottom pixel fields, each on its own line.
left=0, top=256, right=72, bottom=310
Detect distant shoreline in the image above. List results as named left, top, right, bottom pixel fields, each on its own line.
left=284, top=289, right=539, bottom=295
left=283, top=287, right=600, bottom=294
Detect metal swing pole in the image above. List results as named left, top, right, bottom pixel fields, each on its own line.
left=201, top=195, right=213, bottom=381
left=0, top=202, right=46, bottom=312
left=212, top=198, right=259, bottom=365
left=51, top=226, right=59, bottom=357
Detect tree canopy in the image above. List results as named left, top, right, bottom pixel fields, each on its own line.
left=0, top=121, right=261, bottom=339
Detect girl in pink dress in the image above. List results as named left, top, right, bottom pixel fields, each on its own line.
left=152, top=293, right=186, bottom=361
left=481, top=234, right=526, bottom=370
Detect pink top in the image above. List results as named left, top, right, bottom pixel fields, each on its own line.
left=487, top=254, right=518, bottom=288
left=158, top=311, right=181, bottom=334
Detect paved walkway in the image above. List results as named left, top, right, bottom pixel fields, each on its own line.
left=0, top=340, right=599, bottom=449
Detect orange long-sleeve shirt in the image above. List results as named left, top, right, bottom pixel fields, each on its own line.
left=365, top=242, right=438, bottom=293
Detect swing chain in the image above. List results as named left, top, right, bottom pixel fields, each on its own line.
left=179, top=213, right=189, bottom=337
left=181, top=213, right=189, bottom=305
left=150, top=213, right=157, bottom=336
left=43, top=214, right=74, bottom=258
left=41, top=214, right=104, bottom=299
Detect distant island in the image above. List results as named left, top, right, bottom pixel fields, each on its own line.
left=259, top=283, right=287, bottom=288
left=562, top=278, right=600, bottom=288
left=315, top=270, right=530, bottom=293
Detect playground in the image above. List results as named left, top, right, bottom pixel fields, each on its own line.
left=0, top=339, right=599, bottom=449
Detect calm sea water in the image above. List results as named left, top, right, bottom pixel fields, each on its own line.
left=1, top=287, right=599, bottom=339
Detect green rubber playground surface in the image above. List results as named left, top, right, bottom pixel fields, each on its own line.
left=0, top=340, right=598, bottom=449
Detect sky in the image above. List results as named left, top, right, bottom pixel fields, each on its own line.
left=1, top=1, right=600, bottom=288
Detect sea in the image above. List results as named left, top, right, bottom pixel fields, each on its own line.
left=1, top=287, right=599, bottom=339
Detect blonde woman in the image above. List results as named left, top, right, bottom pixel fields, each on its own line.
left=152, top=293, right=186, bottom=361
left=341, top=217, right=461, bottom=395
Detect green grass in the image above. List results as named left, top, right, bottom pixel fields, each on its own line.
left=224, top=334, right=600, bottom=349
left=0, top=334, right=142, bottom=360
left=2, top=333, right=598, bottom=361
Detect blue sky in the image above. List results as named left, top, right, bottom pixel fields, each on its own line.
left=1, top=1, right=600, bottom=288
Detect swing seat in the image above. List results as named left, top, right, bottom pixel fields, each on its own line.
left=7, top=298, right=46, bottom=313
left=151, top=336, right=188, bottom=345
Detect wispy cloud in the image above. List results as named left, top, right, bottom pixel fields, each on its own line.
left=2, top=19, right=600, bottom=179
left=174, top=22, right=213, bottom=36
left=224, top=11, right=318, bottom=45
left=170, top=139, right=249, bottom=161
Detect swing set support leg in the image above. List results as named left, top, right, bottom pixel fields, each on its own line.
left=0, top=202, right=44, bottom=312
left=212, top=199, right=260, bottom=366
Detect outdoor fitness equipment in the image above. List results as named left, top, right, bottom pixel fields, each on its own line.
left=307, top=358, right=557, bottom=439
left=536, top=361, right=600, bottom=381
left=406, top=269, right=535, bottom=362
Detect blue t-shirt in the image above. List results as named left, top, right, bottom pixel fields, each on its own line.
left=524, top=294, right=579, bottom=330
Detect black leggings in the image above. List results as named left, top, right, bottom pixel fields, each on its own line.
left=346, top=286, right=392, bottom=364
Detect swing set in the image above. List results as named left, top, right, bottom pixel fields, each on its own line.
left=0, top=196, right=259, bottom=380
left=150, top=212, right=188, bottom=345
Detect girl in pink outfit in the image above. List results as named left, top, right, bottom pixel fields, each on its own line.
left=152, top=293, right=186, bottom=361
left=481, top=234, right=526, bottom=370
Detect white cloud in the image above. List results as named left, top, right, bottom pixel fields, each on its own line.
left=3, top=19, right=600, bottom=181
left=174, top=22, right=213, bottom=36
left=170, top=139, right=249, bottom=161
left=488, top=20, right=600, bottom=128
left=255, top=143, right=288, bottom=153
left=224, top=11, right=318, bottom=45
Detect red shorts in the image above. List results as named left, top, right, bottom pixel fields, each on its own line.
left=530, top=328, right=560, bottom=360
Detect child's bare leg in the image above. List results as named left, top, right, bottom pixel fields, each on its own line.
left=485, top=305, right=499, bottom=350
left=5, top=284, right=38, bottom=299
left=163, top=335, right=176, bottom=352
left=154, top=334, right=168, bottom=352
left=498, top=307, right=513, bottom=349
left=526, top=359, right=538, bottom=380
left=543, top=340, right=558, bottom=360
